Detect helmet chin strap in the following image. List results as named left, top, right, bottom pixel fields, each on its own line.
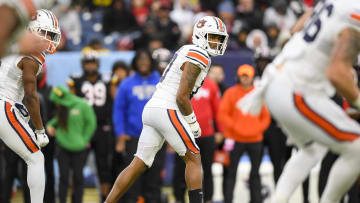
left=47, top=43, right=56, bottom=54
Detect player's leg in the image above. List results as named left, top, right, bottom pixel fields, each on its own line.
left=164, top=109, right=203, bottom=203
left=265, top=75, right=328, bottom=202
left=105, top=109, right=164, bottom=203
left=142, top=144, right=167, bottom=203
left=320, top=138, right=360, bottom=203
left=291, top=96, right=360, bottom=203
left=0, top=101, right=45, bottom=203
left=271, top=142, right=327, bottom=203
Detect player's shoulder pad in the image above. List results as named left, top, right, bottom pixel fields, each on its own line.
left=183, top=45, right=210, bottom=70
left=29, top=53, right=45, bottom=66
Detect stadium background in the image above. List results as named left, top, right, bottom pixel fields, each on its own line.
left=3, top=0, right=334, bottom=202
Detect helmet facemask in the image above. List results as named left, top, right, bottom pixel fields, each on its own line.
left=206, top=33, right=228, bottom=56
left=32, top=27, right=61, bottom=54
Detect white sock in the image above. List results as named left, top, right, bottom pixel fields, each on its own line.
left=26, top=151, right=45, bottom=203
left=271, top=143, right=327, bottom=203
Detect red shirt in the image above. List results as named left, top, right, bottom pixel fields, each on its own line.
left=303, top=0, right=315, bottom=8
left=191, top=78, right=224, bottom=137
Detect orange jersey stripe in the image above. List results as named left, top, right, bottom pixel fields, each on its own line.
left=187, top=52, right=209, bottom=66
left=31, top=53, right=45, bottom=65
left=21, top=0, right=36, bottom=18
left=5, top=103, right=39, bottom=153
left=168, top=110, right=200, bottom=154
left=294, top=94, right=358, bottom=142
left=350, top=13, right=360, bottom=23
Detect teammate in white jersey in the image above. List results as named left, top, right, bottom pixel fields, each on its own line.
left=0, top=0, right=55, bottom=57
left=245, top=0, right=360, bottom=202
left=105, top=16, right=228, bottom=203
left=0, top=9, right=60, bottom=203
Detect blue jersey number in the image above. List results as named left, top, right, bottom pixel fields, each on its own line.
left=303, top=1, right=333, bottom=42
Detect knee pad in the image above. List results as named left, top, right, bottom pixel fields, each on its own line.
left=135, top=142, right=161, bottom=167
left=25, top=151, right=44, bottom=166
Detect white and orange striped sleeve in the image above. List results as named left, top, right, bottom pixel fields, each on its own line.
left=185, top=47, right=210, bottom=70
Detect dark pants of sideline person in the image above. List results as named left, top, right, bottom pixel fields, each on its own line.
left=57, top=146, right=88, bottom=203
left=224, top=141, right=263, bottom=203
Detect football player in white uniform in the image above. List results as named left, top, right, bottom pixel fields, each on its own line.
left=105, top=16, right=228, bottom=203
left=240, top=0, right=360, bottom=202
left=0, top=0, right=55, bottom=57
left=0, top=9, right=60, bottom=203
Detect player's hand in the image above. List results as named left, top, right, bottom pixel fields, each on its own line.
left=116, top=134, right=130, bottom=152
left=18, top=32, right=48, bottom=55
left=183, top=112, right=201, bottom=138
left=35, top=129, right=49, bottom=147
left=46, top=126, right=56, bottom=137
left=189, top=121, right=201, bottom=138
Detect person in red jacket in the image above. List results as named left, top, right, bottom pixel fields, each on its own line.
left=218, top=64, right=271, bottom=203
left=172, top=77, right=223, bottom=203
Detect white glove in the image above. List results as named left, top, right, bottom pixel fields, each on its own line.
left=184, top=112, right=202, bottom=138
left=236, top=82, right=266, bottom=115
left=35, top=129, right=49, bottom=147
left=237, top=61, right=282, bottom=115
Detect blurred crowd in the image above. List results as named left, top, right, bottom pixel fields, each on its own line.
left=7, top=0, right=360, bottom=203
left=52, top=0, right=317, bottom=54
left=3, top=46, right=359, bottom=203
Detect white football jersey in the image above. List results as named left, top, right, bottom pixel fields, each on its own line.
left=0, top=54, right=42, bottom=103
left=146, top=44, right=211, bottom=110
left=281, top=0, right=360, bottom=97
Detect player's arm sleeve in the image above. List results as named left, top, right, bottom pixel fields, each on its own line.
left=82, top=104, right=97, bottom=143
left=113, top=82, right=128, bottom=137
left=210, top=81, right=224, bottom=132
left=217, top=90, right=235, bottom=130
left=185, top=48, right=210, bottom=71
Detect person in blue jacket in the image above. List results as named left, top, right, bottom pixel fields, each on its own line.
left=112, top=49, right=165, bottom=203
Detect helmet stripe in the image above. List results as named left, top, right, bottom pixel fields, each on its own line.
left=21, top=0, right=36, bottom=17
left=50, top=11, right=58, bottom=28
left=41, top=9, right=50, bottom=18
left=212, top=17, right=219, bottom=29
left=215, top=17, right=224, bottom=32
left=43, top=9, right=55, bottom=28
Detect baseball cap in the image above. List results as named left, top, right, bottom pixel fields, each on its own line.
left=237, top=64, right=255, bottom=78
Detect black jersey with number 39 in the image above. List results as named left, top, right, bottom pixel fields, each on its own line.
left=67, top=75, right=111, bottom=126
